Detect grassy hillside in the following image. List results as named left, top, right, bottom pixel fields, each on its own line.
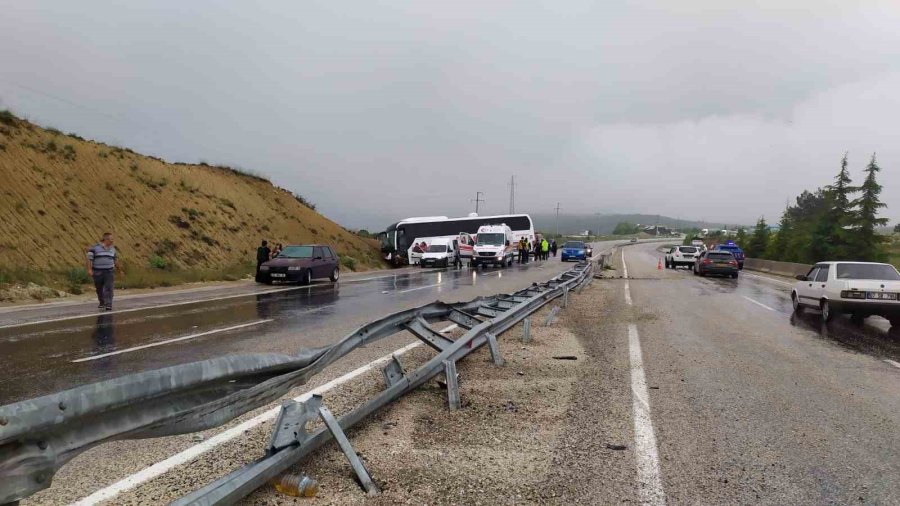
left=0, top=111, right=384, bottom=295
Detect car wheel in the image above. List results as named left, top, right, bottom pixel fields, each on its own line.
left=821, top=300, right=834, bottom=323
left=850, top=313, right=865, bottom=325
left=330, top=267, right=339, bottom=282
left=731, top=272, right=738, bottom=279
left=791, top=293, right=803, bottom=314
left=301, top=269, right=311, bottom=286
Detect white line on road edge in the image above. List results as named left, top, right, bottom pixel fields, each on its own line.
left=741, top=271, right=793, bottom=287
left=1, top=269, right=440, bottom=330
left=622, top=249, right=628, bottom=279
left=885, top=359, right=900, bottom=369
left=70, top=340, right=423, bottom=506
left=71, top=320, right=274, bottom=363
left=0, top=287, right=302, bottom=330
left=741, top=296, right=776, bottom=312
left=398, top=282, right=444, bottom=293
left=628, top=324, right=666, bottom=505
left=624, top=283, right=633, bottom=306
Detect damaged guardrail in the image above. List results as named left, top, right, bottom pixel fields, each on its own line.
left=0, top=262, right=592, bottom=504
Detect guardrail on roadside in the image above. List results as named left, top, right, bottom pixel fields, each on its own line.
left=0, top=262, right=593, bottom=504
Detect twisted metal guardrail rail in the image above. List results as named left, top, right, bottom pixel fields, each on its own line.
left=0, top=262, right=592, bottom=504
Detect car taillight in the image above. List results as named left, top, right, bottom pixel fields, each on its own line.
left=702, top=259, right=711, bottom=264
left=728, top=260, right=737, bottom=266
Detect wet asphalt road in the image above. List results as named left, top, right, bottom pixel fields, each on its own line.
left=0, top=249, right=603, bottom=405
left=615, top=242, right=900, bottom=504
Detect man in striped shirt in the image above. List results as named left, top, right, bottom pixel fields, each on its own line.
left=87, top=232, right=118, bottom=310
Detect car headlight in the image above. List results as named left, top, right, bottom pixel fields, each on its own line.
left=288, top=266, right=302, bottom=271
left=259, top=266, right=269, bottom=271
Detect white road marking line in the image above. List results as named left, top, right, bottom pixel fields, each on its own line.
left=624, top=282, right=633, bottom=306
left=70, top=340, right=423, bottom=506
left=742, top=296, right=776, bottom=312
left=71, top=320, right=274, bottom=363
left=622, top=249, right=628, bottom=279
left=741, top=271, right=793, bottom=287
left=0, top=286, right=303, bottom=330
left=439, top=323, right=459, bottom=333
left=628, top=324, right=666, bottom=505
left=0, top=270, right=433, bottom=330
left=884, top=359, right=900, bottom=369
left=398, top=282, right=444, bottom=293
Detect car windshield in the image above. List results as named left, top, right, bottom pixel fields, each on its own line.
left=278, top=246, right=314, bottom=258
left=679, top=247, right=697, bottom=253
left=427, top=244, right=448, bottom=253
left=708, top=253, right=733, bottom=260
left=836, top=263, right=900, bottom=280
left=564, top=242, right=584, bottom=248
left=476, top=233, right=505, bottom=246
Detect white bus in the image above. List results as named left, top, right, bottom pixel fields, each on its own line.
left=379, top=214, right=536, bottom=266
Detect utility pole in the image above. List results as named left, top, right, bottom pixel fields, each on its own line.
left=508, top=176, right=516, bottom=214
left=554, top=202, right=562, bottom=237
left=596, top=212, right=602, bottom=239
left=472, top=191, right=484, bottom=214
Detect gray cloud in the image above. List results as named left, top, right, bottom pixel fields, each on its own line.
left=2, top=0, right=899, bottom=230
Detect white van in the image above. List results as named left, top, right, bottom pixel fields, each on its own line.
left=472, top=224, right=515, bottom=268
left=419, top=237, right=456, bottom=268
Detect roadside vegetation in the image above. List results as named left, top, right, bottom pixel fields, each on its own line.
left=0, top=110, right=386, bottom=300
left=731, top=153, right=891, bottom=264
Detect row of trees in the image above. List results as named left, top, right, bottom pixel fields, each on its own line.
left=736, top=153, right=888, bottom=264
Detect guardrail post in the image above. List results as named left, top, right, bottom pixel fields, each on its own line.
left=544, top=306, right=560, bottom=326
left=485, top=333, right=504, bottom=366
left=522, top=317, right=531, bottom=343
left=443, top=360, right=460, bottom=410
left=318, top=406, right=380, bottom=496
left=563, top=286, right=569, bottom=308
left=381, top=356, right=405, bottom=388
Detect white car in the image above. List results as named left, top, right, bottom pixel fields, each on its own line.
left=791, top=261, right=900, bottom=326
left=665, top=245, right=700, bottom=269
left=419, top=238, right=456, bottom=268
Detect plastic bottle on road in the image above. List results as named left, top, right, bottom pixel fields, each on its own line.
left=272, top=473, right=319, bottom=497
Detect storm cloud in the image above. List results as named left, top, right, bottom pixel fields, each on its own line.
left=2, top=0, right=899, bottom=230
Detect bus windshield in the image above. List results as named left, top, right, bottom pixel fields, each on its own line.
left=476, top=233, right=506, bottom=246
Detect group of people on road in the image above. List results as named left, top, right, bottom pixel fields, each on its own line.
left=516, top=237, right=557, bottom=264
left=255, top=240, right=284, bottom=282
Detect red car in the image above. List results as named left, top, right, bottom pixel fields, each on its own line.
left=258, top=244, right=340, bottom=285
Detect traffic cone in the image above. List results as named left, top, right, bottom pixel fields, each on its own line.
left=657, top=258, right=663, bottom=270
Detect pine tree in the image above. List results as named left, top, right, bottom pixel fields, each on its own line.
left=766, top=207, right=792, bottom=261
left=746, top=217, right=770, bottom=258
left=851, top=153, right=888, bottom=261
left=735, top=228, right=747, bottom=249
left=822, top=153, right=857, bottom=259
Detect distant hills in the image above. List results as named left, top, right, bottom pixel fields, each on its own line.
left=529, top=213, right=749, bottom=235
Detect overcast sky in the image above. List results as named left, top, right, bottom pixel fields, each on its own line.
left=2, top=1, right=899, bottom=230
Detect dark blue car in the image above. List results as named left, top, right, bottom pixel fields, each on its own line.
left=561, top=241, right=587, bottom=262
left=713, top=241, right=745, bottom=269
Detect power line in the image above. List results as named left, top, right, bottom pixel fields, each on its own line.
left=472, top=191, right=485, bottom=214
left=554, top=202, right=562, bottom=237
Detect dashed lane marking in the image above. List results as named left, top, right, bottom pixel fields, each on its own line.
left=71, top=319, right=274, bottom=362
left=741, top=271, right=793, bottom=287
left=742, top=296, right=776, bottom=312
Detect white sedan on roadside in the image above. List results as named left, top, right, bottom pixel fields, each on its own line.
left=791, top=261, right=900, bottom=326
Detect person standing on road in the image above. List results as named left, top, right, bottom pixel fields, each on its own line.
left=256, top=240, right=271, bottom=282
left=533, top=240, right=542, bottom=261
left=550, top=240, right=558, bottom=258
left=87, top=232, right=118, bottom=310
left=542, top=238, right=549, bottom=260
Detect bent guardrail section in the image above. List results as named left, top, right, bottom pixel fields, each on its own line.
left=175, top=261, right=593, bottom=505
left=0, top=262, right=592, bottom=504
